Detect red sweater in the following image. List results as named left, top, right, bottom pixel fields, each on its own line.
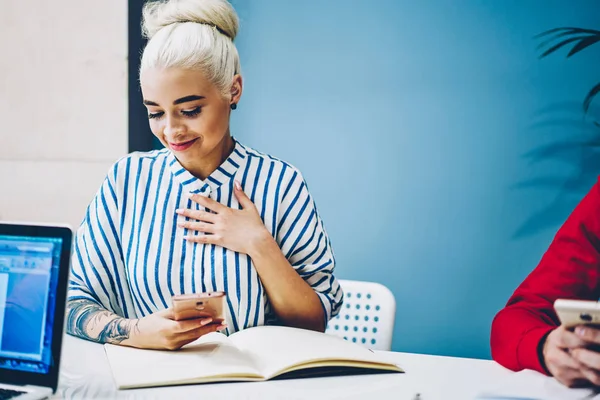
left=491, top=178, right=600, bottom=374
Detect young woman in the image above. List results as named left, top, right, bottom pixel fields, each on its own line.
left=66, top=0, right=342, bottom=350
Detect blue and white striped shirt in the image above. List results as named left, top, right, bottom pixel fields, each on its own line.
left=68, top=139, right=343, bottom=333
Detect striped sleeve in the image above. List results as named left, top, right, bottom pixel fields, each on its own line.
left=68, top=161, right=130, bottom=318
left=276, top=169, right=343, bottom=323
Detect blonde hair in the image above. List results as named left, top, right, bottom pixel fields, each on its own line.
left=140, top=0, right=241, bottom=97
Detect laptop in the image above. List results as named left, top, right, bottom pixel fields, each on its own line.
left=0, top=223, right=72, bottom=400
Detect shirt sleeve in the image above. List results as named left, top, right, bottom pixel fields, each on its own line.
left=276, top=168, right=343, bottom=324
left=491, top=177, right=600, bottom=374
left=68, top=162, right=131, bottom=318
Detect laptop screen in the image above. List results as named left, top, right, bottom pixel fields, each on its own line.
left=0, top=235, right=63, bottom=375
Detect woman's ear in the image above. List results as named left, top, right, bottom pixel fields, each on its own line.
left=230, top=74, right=243, bottom=107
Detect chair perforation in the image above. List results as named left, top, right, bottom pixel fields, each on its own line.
left=325, top=280, right=395, bottom=351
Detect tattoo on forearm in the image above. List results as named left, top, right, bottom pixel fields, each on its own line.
left=96, top=318, right=135, bottom=343
left=66, top=299, right=138, bottom=344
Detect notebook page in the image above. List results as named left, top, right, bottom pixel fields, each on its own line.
left=104, top=332, right=262, bottom=388
left=229, top=326, right=400, bottom=378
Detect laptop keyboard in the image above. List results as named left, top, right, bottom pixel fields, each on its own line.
left=0, top=388, right=26, bottom=400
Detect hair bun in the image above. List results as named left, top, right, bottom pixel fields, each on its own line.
left=142, top=0, right=239, bottom=40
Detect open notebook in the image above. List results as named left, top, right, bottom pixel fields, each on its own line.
left=104, top=325, right=404, bottom=389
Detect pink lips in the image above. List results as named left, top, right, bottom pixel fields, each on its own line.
left=169, top=138, right=198, bottom=152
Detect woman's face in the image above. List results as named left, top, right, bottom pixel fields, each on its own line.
left=140, top=67, right=241, bottom=169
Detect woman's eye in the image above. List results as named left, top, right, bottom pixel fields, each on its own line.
left=148, top=111, right=164, bottom=120
left=182, top=107, right=201, bottom=117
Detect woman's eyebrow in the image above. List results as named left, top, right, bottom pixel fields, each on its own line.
left=143, top=95, right=206, bottom=106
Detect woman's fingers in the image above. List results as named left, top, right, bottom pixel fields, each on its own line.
left=170, top=317, right=214, bottom=333
left=177, top=220, right=215, bottom=233
left=176, top=208, right=217, bottom=222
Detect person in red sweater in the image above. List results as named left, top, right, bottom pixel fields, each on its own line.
left=491, top=178, right=600, bottom=387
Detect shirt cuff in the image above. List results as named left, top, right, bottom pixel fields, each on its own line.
left=316, top=292, right=333, bottom=325
left=517, top=326, right=555, bottom=375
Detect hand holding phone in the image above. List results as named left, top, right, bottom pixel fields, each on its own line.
left=551, top=299, right=600, bottom=386
left=171, top=291, right=226, bottom=322
left=123, top=308, right=226, bottom=350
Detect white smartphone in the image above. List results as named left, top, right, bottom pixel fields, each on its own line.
left=554, top=299, right=600, bottom=327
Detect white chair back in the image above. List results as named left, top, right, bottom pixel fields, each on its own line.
left=325, top=279, right=396, bottom=351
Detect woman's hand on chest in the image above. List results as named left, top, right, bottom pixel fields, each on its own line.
left=176, top=180, right=273, bottom=256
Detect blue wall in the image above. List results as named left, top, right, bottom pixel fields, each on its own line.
left=222, top=0, right=600, bottom=359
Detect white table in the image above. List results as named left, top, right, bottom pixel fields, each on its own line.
left=51, top=335, right=600, bottom=400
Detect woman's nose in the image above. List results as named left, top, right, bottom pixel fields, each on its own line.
left=163, top=116, right=185, bottom=138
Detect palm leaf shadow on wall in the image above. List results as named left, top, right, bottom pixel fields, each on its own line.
left=513, top=28, right=600, bottom=239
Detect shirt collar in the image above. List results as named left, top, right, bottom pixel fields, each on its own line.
left=167, top=138, right=247, bottom=195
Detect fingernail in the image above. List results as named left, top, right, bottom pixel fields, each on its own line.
left=234, top=181, right=241, bottom=191
left=201, top=318, right=213, bottom=326
left=175, top=209, right=183, bottom=213
left=576, top=327, right=586, bottom=336
left=217, top=324, right=227, bottom=330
